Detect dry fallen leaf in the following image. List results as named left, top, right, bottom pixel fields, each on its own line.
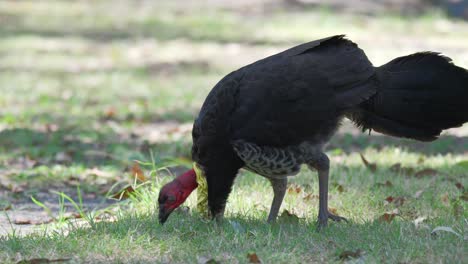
left=1, top=204, right=12, bottom=211
left=130, top=162, right=147, bottom=182
left=378, top=213, right=396, bottom=223
left=111, top=186, right=136, bottom=200
left=14, top=217, right=53, bottom=225
left=378, top=209, right=399, bottom=223
left=287, top=184, right=302, bottom=194
left=63, top=212, right=82, bottom=220
left=247, top=253, right=261, bottom=263
left=338, top=249, right=363, bottom=260
left=414, top=168, right=439, bottom=178
left=303, top=193, right=319, bottom=201
left=384, top=196, right=405, bottom=207
left=360, top=153, right=377, bottom=172
left=103, top=107, right=116, bottom=120
left=328, top=207, right=338, bottom=215
left=455, top=182, right=464, bottom=191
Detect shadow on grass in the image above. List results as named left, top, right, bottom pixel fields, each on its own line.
left=0, top=11, right=278, bottom=45
left=0, top=59, right=214, bottom=77
left=0, top=126, right=191, bottom=169
left=0, top=125, right=466, bottom=171
left=329, top=132, right=468, bottom=155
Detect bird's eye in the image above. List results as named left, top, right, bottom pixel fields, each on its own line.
left=167, top=195, right=176, bottom=202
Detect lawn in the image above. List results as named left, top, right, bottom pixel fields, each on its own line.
left=0, top=1, right=467, bottom=263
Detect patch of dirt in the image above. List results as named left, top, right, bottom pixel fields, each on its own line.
left=0, top=185, right=118, bottom=237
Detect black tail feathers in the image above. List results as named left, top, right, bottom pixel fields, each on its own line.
left=348, top=52, right=468, bottom=141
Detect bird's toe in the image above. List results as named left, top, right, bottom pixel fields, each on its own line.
left=328, top=212, right=348, bottom=222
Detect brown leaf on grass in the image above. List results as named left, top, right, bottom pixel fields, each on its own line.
left=414, top=168, right=439, bottom=178
left=360, top=153, right=376, bottom=172
left=455, top=182, right=464, bottom=191
left=378, top=209, right=399, bottom=223
left=384, top=196, right=394, bottom=203
left=328, top=207, right=338, bottom=215
left=375, top=180, right=393, bottom=187
left=247, top=253, right=261, bottom=263
left=287, top=184, right=302, bottom=194
left=130, top=162, right=147, bottom=182
left=17, top=258, right=71, bottom=264
left=338, top=249, right=363, bottom=260
left=1, top=204, right=12, bottom=211
left=384, top=196, right=405, bottom=207
left=14, top=217, right=53, bottom=225
left=63, top=212, right=82, bottom=220
left=103, top=107, right=116, bottom=120
left=111, top=186, right=135, bottom=200
left=303, top=193, right=319, bottom=201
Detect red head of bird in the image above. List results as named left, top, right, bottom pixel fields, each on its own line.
left=158, top=169, right=198, bottom=224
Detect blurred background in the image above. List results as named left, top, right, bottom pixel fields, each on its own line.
left=0, top=0, right=467, bottom=234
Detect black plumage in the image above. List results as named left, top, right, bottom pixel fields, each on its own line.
left=190, top=35, right=468, bottom=226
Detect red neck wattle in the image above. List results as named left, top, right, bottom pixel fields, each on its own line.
left=175, top=169, right=198, bottom=191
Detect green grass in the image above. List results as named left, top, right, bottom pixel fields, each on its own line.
left=1, top=151, right=466, bottom=263
left=0, top=0, right=467, bottom=263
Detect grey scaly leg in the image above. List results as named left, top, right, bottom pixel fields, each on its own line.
left=308, top=152, right=347, bottom=228
left=267, top=177, right=287, bottom=223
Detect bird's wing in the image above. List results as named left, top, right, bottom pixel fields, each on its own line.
left=229, top=36, right=377, bottom=147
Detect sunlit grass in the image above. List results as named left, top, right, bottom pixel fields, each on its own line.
left=1, top=149, right=466, bottom=263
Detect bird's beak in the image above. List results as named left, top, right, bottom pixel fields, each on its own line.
left=158, top=207, right=172, bottom=225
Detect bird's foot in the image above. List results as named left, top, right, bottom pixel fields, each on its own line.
left=317, top=211, right=348, bottom=230
left=328, top=212, right=348, bottom=223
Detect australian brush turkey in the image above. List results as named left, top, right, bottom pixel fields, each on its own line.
left=158, top=35, right=468, bottom=227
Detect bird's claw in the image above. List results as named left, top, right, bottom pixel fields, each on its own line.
left=317, top=211, right=348, bottom=230
left=328, top=212, right=348, bottom=223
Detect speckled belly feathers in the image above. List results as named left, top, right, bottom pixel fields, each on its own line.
left=232, top=140, right=321, bottom=178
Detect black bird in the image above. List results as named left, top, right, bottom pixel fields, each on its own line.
left=158, top=35, right=468, bottom=227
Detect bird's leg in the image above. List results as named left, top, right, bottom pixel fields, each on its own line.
left=267, top=177, right=288, bottom=223
left=308, top=153, right=347, bottom=228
